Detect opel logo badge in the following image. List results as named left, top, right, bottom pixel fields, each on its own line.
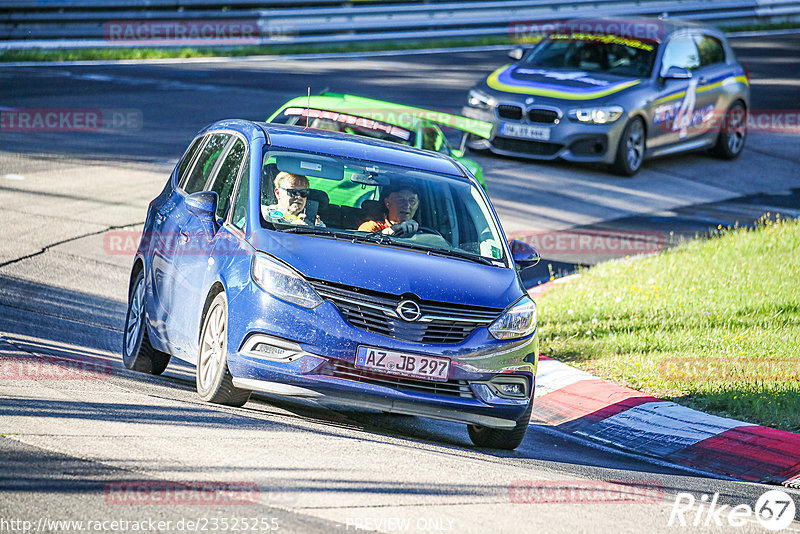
left=396, top=300, right=422, bottom=322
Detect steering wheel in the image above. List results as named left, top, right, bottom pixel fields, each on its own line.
left=416, top=226, right=444, bottom=238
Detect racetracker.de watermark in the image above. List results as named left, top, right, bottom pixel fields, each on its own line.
left=509, top=480, right=664, bottom=504
left=660, top=357, right=800, bottom=383
left=0, top=354, right=112, bottom=381
left=0, top=108, right=142, bottom=133
left=104, top=20, right=260, bottom=45
left=104, top=481, right=259, bottom=506
left=509, top=230, right=666, bottom=256
left=509, top=18, right=664, bottom=44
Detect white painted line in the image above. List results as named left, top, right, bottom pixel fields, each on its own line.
left=534, top=424, right=741, bottom=482
left=534, top=359, right=594, bottom=398
left=3, top=174, right=25, bottom=181
left=576, top=401, right=755, bottom=457
left=727, top=28, right=800, bottom=38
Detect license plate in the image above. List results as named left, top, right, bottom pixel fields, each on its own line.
left=355, top=346, right=450, bottom=382
left=500, top=122, right=551, bottom=141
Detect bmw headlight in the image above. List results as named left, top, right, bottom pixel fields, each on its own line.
left=568, top=105, right=624, bottom=124
left=488, top=296, right=537, bottom=340
left=467, top=89, right=495, bottom=110
left=251, top=254, right=322, bottom=309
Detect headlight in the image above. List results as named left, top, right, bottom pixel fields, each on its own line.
left=568, top=105, right=624, bottom=124
left=251, top=254, right=322, bottom=309
left=467, top=89, right=495, bottom=110
left=488, top=296, right=537, bottom=340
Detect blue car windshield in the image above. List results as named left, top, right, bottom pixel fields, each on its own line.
left=260, top=150, right=508, bottom=266
left=525, top=34, right=658, bottom=78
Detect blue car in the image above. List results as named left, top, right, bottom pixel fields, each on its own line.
left=122, top=120, right=541, bottom=449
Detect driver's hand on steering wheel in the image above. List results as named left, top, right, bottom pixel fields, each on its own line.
left=388, top=220, right=419, bottom=236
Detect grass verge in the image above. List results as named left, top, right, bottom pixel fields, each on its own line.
left=536, top=216, right=800, bottom=432
left=0, top=35, right=513, bottom=63
left=2, top=20, right=798, bottom=63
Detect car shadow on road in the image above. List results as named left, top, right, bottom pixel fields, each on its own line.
left=1, top=272, right=707, bottom=483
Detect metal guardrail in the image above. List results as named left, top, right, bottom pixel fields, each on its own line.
left=1, top=0, right=799, bottom=48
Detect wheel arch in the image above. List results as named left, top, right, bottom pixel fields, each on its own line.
left=128, top=257, right=145, bottom=300
left=198, top=281, right=226, bottom=344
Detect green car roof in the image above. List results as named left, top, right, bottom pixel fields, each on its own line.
left=267, top=93, right=493, bottom=140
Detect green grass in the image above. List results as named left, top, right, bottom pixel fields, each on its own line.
left=0, top=35, right=514, bottom=63
left=536, top=216, right=800, bottom=432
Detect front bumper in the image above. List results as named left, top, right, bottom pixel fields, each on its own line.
left=462, top=105, right=627, bottom=164
left=225, top=284, right=538, bottom=428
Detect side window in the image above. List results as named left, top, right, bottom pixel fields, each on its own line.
left=183, top=133, right=231, bottom=194
left=209, top=138, right=246, bottom=219
left=695, top=35, right=726, bottom=67
left=660, top=35, right=700, bottom=74
left=177, top=136, right=205, bottom=184
left=231, top=162, right=250, bottom=230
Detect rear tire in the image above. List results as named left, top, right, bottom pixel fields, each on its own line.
left=467, top=401, right=532, bottom=450
left=709, top=101, right=746, bottom=159
left=122, top=270, right=170, bottom=375
left=196, top=291, right=251, bottom=407
left=610, top=117, right=646, bottom=176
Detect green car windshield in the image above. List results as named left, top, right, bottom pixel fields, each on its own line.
left=261, top=150, right=507, bottom=266
left=270, top=107, right=418, bottom=146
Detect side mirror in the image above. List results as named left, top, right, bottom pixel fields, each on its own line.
left=662, top=66, right=692, bottom=80
left=508, top=47, right=524, bottom=61
left=509, top=239, right=540, bottom=270
left=450, top=148, right=465, bottom=159
left=185, top=191, right=219, bottom=233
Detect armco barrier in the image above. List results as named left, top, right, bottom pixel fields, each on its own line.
left=1, top=0, right=800, bottom=49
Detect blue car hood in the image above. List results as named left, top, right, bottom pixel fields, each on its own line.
left=486, top=64, right=642, bottom=100
left=249, top=230, right=521, bottom=309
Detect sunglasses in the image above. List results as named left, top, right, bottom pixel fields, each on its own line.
left=279, top=187, right=310, bottom=198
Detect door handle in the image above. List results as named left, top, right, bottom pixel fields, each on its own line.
left=178, top=231, right=190, bottom=244
left=698, top=76, right=708, bottom=85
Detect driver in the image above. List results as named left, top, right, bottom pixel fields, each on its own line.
left=262, top=171, right=324, bottom=226
left=358, top=182, right=420, bottom=236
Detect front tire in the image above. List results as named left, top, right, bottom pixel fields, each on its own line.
left=122, top=270, right=170, bottom=375
left=467, top=401, right=532, bottom=450
left=196, top=291, right=251, bottom=407
left=709, top=101, right=746, bottom=159
left=610, top=117, right=646, bottom=176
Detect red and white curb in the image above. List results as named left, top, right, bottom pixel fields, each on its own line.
left=531, top=355, right=800, bottom=486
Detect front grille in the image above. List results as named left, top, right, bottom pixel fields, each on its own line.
left=317, top=359, right=474, bottom=398
left=492, top=136, right=563, bottom=157
left=497, top=104, right=523, bottom=120
left=528, top=108, right=559, bottom=124
left=308, top=279, right=501, bottom=344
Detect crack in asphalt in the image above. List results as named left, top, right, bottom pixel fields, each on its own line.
left=0, top=222, right=143, bottom=270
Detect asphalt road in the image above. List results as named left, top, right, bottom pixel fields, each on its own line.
left=1, top=35, right=800, bottom=533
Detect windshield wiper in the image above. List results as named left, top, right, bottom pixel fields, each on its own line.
left=376, top=239, right=498, bottom=266
left=280, top=226, right=342, bottom=238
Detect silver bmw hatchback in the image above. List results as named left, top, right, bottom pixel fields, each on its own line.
left=463, top=18, right=749, bottom=175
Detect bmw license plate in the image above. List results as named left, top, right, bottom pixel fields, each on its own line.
left=500, top=122, right=551, bottom=141
left=355, top=346, right=450, bottom=382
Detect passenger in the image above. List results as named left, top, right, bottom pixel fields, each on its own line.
left=358, top=183, right=420, bottom=236
left=262, top=171, right=324, bottom=226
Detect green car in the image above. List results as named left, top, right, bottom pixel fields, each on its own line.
left=267, top=93, right=492, bottom=204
